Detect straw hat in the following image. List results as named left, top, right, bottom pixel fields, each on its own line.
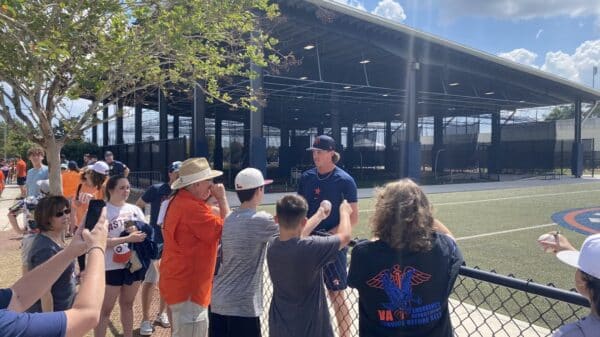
left=171, top=157, right=222, bottom=190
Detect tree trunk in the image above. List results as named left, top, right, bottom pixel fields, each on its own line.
left=45, top=138, right=64, bottom=195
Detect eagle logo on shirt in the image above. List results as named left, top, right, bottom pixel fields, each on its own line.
left=367, top=265, right=431, bottom=321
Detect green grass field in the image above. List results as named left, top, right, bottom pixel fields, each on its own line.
left=260, top=179, right=600, bottom=291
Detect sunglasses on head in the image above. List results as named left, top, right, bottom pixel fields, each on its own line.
left=55, top=209, right=72, bottom=217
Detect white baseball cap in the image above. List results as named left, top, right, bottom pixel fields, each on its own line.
left=557, top=233, right=600, bottom=279
left=88, top=161, right=110, bottom=175
left=234, top=168, right=273, bottom=191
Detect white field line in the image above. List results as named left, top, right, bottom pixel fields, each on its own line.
left=358, top=188, right=600, bottom=213
left=455, top=223, right=556, bottom=241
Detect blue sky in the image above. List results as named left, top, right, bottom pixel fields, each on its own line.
left=335, top=0, right=600, bottom=88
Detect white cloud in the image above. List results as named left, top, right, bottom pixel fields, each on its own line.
left=498, top=40, right=600, bottom=88
left=541, top=51, right=581, bottom=82
left=535, top=29, right=543, bottom=39
left=438, top=0, right=600, bottom=21
left=540, top=39, right=600, bottom=86
left=372, top=0, right=407, bottom=23
left=332, top=0, right=367, bottom=12
left=498, top=48, right=539, bottom=67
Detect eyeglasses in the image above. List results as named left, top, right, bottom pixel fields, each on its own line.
left=55, top=209, right=72, bottom=217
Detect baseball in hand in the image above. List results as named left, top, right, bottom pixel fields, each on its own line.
left=320, top=200, right=332, bottom=214
left=537, top=233, right=557, bottom=253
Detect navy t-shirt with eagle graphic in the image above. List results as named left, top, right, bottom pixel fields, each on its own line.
left=297, top=166, right=358, bottom=232
left=348, top=233, right=464, bottom=337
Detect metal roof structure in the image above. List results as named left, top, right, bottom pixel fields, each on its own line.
left=152, top=0, right=600, bottom=130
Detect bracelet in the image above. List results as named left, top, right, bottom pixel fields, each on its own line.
left=86, top=246, right=105, bottom=255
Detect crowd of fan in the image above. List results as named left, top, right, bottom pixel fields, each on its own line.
left=0, top=138, right=598, bottom=337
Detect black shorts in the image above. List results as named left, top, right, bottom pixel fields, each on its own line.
left=105, top=268, right=145, bottom=286
left=17, top=177, right=26, bottom=186
left=208, top=311, right=261, bottom=337
left=323, top=247, right=349, bottom=291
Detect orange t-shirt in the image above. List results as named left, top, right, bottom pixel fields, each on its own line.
left=16, top=160, right=27, bottom=178
left=61, top=171, right=81, bottom=199
left=159, top=189, right=223, bottom=306
left=0, top=170, right=5, bottom=192
left=73, top=183, right=105, bottom=227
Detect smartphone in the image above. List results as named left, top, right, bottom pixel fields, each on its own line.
left=84, top=200, right=105, bottom=230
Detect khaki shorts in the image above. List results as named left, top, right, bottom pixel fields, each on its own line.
left=21, top=234, right=35, bottom=266
left=143, top=259, right=160, bottom=284
left=170, top=300, right=208, bottom=337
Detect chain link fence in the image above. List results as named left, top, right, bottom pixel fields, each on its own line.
left=258, top=253, right=589, bottom=337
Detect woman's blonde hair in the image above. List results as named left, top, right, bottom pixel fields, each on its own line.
left=371, top=178, right=435, bottom=252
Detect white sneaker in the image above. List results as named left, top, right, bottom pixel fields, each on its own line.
left=155, top=312, right=171, bottom=328
left=140, top=320, right=153, bottom=336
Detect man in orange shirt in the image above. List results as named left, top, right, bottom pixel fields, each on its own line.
left=159, top=158, right=230, bottom=337
left=15, top=155, right=27, bottom=198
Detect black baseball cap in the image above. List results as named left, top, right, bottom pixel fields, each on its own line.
left=306, top=135, right=336, bottom=151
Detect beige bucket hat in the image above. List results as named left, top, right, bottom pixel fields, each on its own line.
left=170, top=157, right=223, bottom=190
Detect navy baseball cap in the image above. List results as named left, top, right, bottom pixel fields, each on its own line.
left=307, top=135, right=336, bottom=151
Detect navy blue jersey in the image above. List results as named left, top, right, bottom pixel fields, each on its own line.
left=141, top=183, right=172, bottom=227
left=348, top=234, right=464, bottom=337
left=298, top=167, right=358, bottom=232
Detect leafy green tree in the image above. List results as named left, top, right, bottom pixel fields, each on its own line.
left=0, top=0, right=281, bottom=193
left=0, top=121, right=33, bottom=159
left=545, top=104, right=600, bottom=121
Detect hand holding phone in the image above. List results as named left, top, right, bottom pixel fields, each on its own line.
left=85, top=200, right=106, bottom=230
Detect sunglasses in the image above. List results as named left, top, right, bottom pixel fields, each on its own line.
left=55, top=209, right=72, bottom=217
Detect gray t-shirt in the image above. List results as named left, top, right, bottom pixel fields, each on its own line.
left=553, top=314, right=600, bottom=337
left=211, top=208, right=278, bottom=317
left=26, top=234, right=75, bottom=312
left=267, top=235, right=341, bottom=337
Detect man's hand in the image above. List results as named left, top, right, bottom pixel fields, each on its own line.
left=210, top=183, right=226, bottom=200
left=127, top=231, right=147, bottom=243
left=317, top=200, right=332, bottom=221
left=65, top=223, right=88, bottom=258
left=339, top=200, right=352, bottom=217
left=82, top=207, right=108, bottom=251
left=538, top=231, right=576, bottom=254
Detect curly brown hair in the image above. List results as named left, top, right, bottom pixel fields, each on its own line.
left=371, top=179, right=435, bottom=252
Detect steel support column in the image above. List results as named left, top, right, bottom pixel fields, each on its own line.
left=330, top=96, right=341, bottom=144
left=489, top=111, right=501, bottom=174
left=102, top=101, right=109, bottom=146
left=432, top=115, right=444, bottom=176
left=91, top=106, right=98, bottom=144
left=345, top=124, right=354, bottom=169
left=571, top=100, right=583, bottom=177
left=116, top=100, right=124, bottom=145
left=159, top=91, right=168, bottom=141
left=249, top=58, right=267, bottom=175
left=214, top=116, right=223, bottom=171
left=279, top=121, right=291, bottom=178
left=384, top=120, right=392, bottom=172
left=173, top=115, right=179, bottom=138
left=403, top=60, right=420, bottom=181
left=134, top=103, right=142, bottom=143
left=192, top=84, right=208, bottom=157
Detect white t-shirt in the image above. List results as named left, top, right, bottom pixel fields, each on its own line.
left=105, top=202, right=146, bottom=271
left=156, top=199, right=171, bottom=226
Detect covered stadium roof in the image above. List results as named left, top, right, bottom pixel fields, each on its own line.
left=154, top=0, right=600, bottom=129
